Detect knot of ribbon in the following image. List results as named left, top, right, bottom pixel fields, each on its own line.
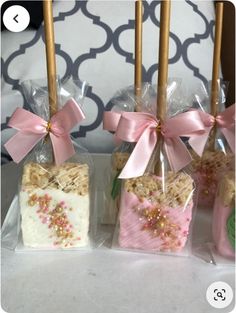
left=104, top=110, right=205, bottom=178
left=188, top=104, right=235, bottom=156
left=4, top=98, right=85, bottom=165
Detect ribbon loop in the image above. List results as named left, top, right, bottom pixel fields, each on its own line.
left=116, top=112, right=159, bottom=143
left=4, top=98, right=85, bottom=165
left=103, top=111, right=122, bottom=132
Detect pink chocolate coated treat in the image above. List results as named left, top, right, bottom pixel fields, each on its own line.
left=119, top=191, right=193, bottom=252
left=191, top=150, right=234, bottom=209
left=193, top=172, right=216, bottom=209
left=118, top=172, right=194, bottom=252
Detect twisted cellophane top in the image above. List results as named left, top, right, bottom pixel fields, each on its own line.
left=22, top=162, right=89, bottom=196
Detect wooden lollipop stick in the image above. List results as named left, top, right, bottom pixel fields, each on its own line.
left=135, top=0, right=143, bottom=107
left=211, top=2, right=224, bottom=117
left=209, top=2, right=224, bottom=150
left=157, top=0, right=171, bottom=121
left=155, top=0, right=171, bottom=175
left=43, top=0, right=57, bottom=118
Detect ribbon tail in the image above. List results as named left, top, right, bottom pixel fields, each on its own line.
left=50, top=133, right=75, bottom=165
left=119, top=129, right=157, bottom=179
left=221, top=127, right=235, bottom=153
left=4, top=131, right=45, bottom=163
left=164, top=137, right=192, bottom=172
left=188, top=127, right=211, bottom=157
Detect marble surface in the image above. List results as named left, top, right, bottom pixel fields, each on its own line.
left=1, top=154, right=235, bottom=313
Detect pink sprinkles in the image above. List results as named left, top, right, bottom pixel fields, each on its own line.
left=27, top=193, right=81, bottom=247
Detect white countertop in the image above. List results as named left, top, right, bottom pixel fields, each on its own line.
left=1, top=154, right=235, bottom=313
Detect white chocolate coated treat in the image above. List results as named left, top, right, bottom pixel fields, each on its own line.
left=20, top=189, right=89, bottom=248
left=20, top=162, right=90, bottom=249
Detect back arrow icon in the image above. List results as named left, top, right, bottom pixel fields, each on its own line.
left=13, top=14, right=19, bottom=23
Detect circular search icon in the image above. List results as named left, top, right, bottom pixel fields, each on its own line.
left=206, top=281, right=234, bottom=309
left=3, top=5, right=30, bottom=32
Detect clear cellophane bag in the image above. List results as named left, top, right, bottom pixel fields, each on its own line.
left=112, top=79, right=197, bottom=257
left=189, top=80, right=234, bottom=209
left=2, top=77, right=100, bottom=251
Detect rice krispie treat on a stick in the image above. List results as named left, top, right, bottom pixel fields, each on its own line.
left=112, top=152, right=130, bottom=171
left=102, top=151, right=130, bottom=225
left=20, top=162, right=90, bottom=249
left=118, top=172, right=194, bottom=252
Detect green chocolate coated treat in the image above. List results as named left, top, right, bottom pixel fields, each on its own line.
left=111, top=171, right=122, bottom=200
left=227, top=208, right=235, bottom=250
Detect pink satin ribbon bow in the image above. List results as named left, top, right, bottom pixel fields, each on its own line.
left=188, top=104, right=235, bottom=156
left=103, top=111, right=124, bottom=145
left=104, top=110, right=205, bottom=178
left=4, top=98, right=85, bottom=165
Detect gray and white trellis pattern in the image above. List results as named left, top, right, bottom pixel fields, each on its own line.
left=1, top=0, right=216, bottom=163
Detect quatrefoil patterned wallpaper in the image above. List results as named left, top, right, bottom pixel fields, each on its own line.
left=1, top=0, right=216, bottom=164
